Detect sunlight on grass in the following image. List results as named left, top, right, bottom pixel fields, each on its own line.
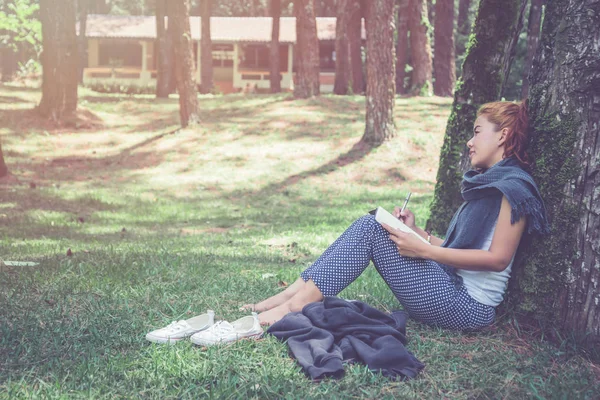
left=1, top=85, right=598, bottom=399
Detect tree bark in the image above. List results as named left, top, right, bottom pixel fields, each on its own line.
left=1, top=48, right=17, bottom=82
left=38, top=0, right=78, bottom=121
left=0, top=140, right=8, bottom=178
left=199, top=0, right=214, bottom=94
left=427, top=0, right=522, bottom=235
left=499, top=0, right=528, bottom=99
left=333, top=0, right=350, bottom=94
left=396, top=0, right=409, bottom=95
left=348, top=0, right=363, bottom=94
left=511, top=0, right=600, bottom=352
left=170, top=0, right=200, bottom=127
left=156, top=0, right=171, bottom=98
left=270, top=0, right=282, bottom=93
left=78, top=0, right=88, bottom=84
left=432, top=0, right=456, bottom=97
left=408, top=0, right=433, bottom=96
left=293, top=0, right=320, bottom=98
left=455, top=0, right=472, bottom=77
left=361, top=0, right=395, bottom=145
left=520, top=0, right=544, bottom=99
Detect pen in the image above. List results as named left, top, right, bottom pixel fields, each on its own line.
left=399, top=192, right=411, bottom=215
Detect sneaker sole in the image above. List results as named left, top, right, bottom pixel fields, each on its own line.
left=190, top=332, right=263, bottom=347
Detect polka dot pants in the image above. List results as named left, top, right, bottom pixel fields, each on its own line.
left=300, top=215, right=495, bottom=330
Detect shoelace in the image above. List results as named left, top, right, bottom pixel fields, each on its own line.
left=206, top=321, right=235, bottom=336
left=163, top=320, right=188, bottom=333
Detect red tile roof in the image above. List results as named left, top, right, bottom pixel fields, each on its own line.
left=83, top=15, right=357, bottom=43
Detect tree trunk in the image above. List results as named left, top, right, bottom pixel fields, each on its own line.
left=511, top=0, right=600, bottom=353
left=333, top=0, right=350, bottom=94
left=361, top=0, right=395, bottom=145
left=78, top=0, right=88, bottom=84
left=456, top=0, right=471, bottom=57
left=520, top=0, right=544, bottom=99
left=1, top=48, right=17, bottom=82
left=348, top=0, right=363, bottom=94
left=427, top=0, right=522, bottom=235
left=0, top=140, right=8, bottom=178
left=396, top=0, right=410, bottom=95
left=432, top=0, right=456, bottom=97
left=293, top=0, right=320, bottom=98
left=499, top=0, right=528, bottom=99
left=38, top=0, right=78, bottom=121
left=156, top=0, right=171, bottom=98
left=200, top=0, right=214, bottom=94
left=408, top=0, right=433, bottom=96
left=170, top=0, right=200, bottom=127
left=270, top=0, right=282, bottom=93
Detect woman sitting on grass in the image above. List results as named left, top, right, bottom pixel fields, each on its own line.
left=246, top=100, right=550, bottom=329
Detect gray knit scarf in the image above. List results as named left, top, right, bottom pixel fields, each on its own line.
left=441, top=156, right=550, bottom=251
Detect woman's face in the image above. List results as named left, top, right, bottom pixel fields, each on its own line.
left=467, top=115, right=506, bottom=170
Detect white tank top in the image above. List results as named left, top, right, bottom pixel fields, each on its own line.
left=456, top=219, right=515, bottom=307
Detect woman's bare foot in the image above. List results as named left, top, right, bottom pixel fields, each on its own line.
left=240, top=278, right=306, bottom=312
left=258, top=303, right=292, bottom=326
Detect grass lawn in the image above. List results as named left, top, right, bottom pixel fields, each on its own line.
left=1, top=84, right=598, bottom=399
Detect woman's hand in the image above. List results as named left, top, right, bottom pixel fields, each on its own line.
left=381, top=223, right=429, bottom=258
left=393, top=207, right=416, bottom=230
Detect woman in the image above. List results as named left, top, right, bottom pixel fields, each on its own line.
left=246, top=100, right=550, bottom=330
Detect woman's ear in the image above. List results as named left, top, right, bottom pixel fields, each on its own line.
left=498, top=128, right=509, bottom=146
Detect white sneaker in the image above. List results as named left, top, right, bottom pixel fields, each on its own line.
left=190, top=312, right=263, bottom=346
left=145, top=310, right=215, bottom=344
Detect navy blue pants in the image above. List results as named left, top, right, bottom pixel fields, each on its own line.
left=301, top=215, right=495, bottom=330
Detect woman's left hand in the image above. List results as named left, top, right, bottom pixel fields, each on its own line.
left=381, top=223, right=428, bottom=258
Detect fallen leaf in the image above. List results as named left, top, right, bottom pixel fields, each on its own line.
left=277, top=280, right=288, bottom=288
left=66, top=248, right=73, bottom=256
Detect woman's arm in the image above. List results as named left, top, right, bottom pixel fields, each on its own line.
left=411, top=225, right=444, bottom=247
left=385, top=196, right=527, bottom=272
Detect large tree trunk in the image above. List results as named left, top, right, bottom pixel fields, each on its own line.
left=293, top=0, right=320, bottom=98
left=360, top=0, right=395, bottom=145
left=0, top=48, right=17, bottom=82
left=156, top=0, right=171, bottom=98
left=511, top=0, right=600, bottom=352
left=499, top=0, right=528, bottom=99
left=395, top=0, right=409, bottom=95
left=199, top=0, right=214, bottom=94
left=0, top=140, right=8, bottom=178
left=348, top=0, right=363, bottom=94
left=432, top=0, right=456, bottom=97
left=408, top=0, right=433, bottom=96
left=170, top=0, right=200, bottom=127
left=333, top=0, right=350, bottom=94
left=427, top=0, right=522, bottom=235
left=270, top=0, right=282, bottom=93
left=78, top=0, right=88, bottom=84
left=455, top=0, right=471, bottom=56
left=38, top=0, right=78, bottom=121
left=520, top=0, right=544, bottom=99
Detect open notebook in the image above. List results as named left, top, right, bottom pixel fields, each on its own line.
left=370, top=207, right=430, bottom=245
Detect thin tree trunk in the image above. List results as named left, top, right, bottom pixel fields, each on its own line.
left=0, top=48, right=17, bottom=82
left=500, top=0, right=528, bottom=99
left=456, top=0, right=471, bottom=56
left=270, top=0, right=282, bottom=93
left=170, top=0, right=200, bottom=127
left=396, top=0, right=410, bottom=94
left=348, top=0, right=363, bottom=94
left=361, top=0, right=395, bottom=145
left=0, top=140, right=8, bottom=178
left=433, top=0, right=456, bottom=96
left=408, top=0, right=433, bottom=96
left=78, top=0, right=88, bottom=84
left=200, top=0, right=214, bottom=94
left=333, top=0, right=350, bottom=94
left=38, top=0, right=78, bottom=121
left=521, top=0, right=544, bottom=99
left=427, top=0, right=522, bottom=235
left=294, top=0, right=320, bottom=98
left=156, top=0, right=171, bottom=98
left=512, top=0, right=600, bottom=353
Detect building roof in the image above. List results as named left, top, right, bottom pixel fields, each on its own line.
left=83, top=15, right=357, bottom=43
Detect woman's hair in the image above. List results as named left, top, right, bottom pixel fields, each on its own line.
left=477, top=100, right=531, bottom=167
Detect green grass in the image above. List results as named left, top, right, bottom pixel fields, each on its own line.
left=1, top=84, right=599, bottom=399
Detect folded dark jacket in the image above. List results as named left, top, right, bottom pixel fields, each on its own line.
left=267, top=297, right=424, bottom=380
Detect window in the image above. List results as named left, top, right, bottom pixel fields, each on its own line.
left=212, top=44, right=234, bottom=67
left=239, top=44, right=289, bottom=71
left=319, top=41, right=335, bottom=72
left=99, top=41, right=142, bottom=67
